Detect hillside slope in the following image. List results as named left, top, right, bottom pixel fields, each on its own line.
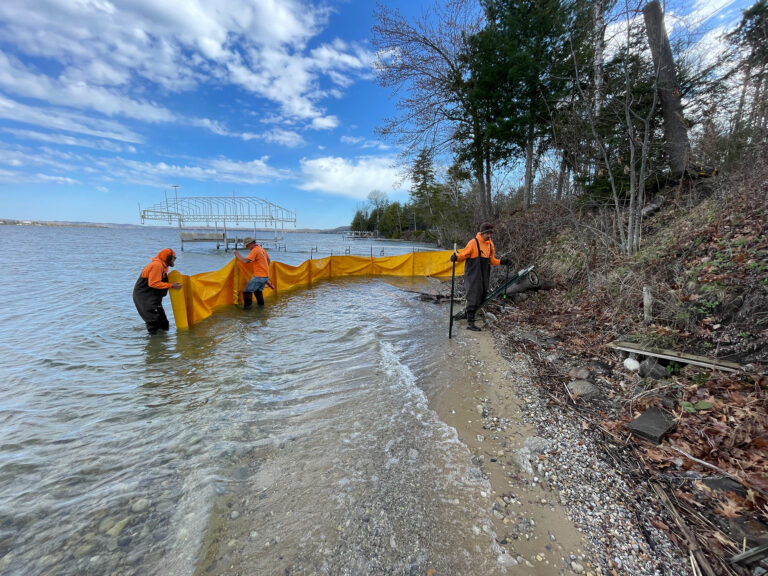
left=483, top=166, right=767, bottom=574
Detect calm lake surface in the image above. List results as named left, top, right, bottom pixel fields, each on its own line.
left=0, top=225, right=499, bottom=575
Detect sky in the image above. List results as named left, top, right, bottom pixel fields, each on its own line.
left=0, top=0, right=755, bottom=230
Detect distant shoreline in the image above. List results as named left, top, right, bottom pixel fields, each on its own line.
left=0, top=219, right=349, bottom=234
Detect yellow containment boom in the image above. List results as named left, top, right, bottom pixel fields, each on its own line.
left=168, top=250, right=463, bottom=329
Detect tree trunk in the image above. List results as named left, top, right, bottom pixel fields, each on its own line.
left=593, top=0, right=606, bottom=115
left=556, top=150, right=567, bottom=200
left=523, top=126, right=534, bottom=208
left=748, top=72, right=763, bottom=129
left=734, top=62, right=752, bottom=136
left=643, top=0, right=690, bottom=178
left=531, top=138, right=545, bottom=202
left=485, top=153, right=493, bottom=218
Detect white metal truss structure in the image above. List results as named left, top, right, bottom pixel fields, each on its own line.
left=140, top=195, right=296, bottom=250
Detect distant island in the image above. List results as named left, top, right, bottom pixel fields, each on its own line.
left=0, top=218, right=350, bottom=234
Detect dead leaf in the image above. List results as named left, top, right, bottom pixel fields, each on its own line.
left=650, top=518, right=670, bottom=531
left=714, top=495, right=745, bottom=519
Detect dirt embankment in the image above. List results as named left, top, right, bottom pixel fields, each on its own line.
left=473, top=173, right=768, bottom=575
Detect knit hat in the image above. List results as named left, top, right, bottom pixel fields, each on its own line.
left=479, top=222, right=494, bottom=234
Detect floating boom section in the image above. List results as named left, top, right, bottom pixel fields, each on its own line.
left=168, top=251, right=462, bottom=329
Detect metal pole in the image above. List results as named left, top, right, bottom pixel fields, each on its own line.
left=449, top=243, right=456, bottom=339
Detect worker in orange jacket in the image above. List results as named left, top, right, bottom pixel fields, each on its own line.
left=234, top=237, right=271, bottom=309
left=451, top=223, right=510, bottom=331
left=133, top=248, right=182, bottom=333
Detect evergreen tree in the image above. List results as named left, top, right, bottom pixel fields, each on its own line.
left=465, top=0, right=587, bottom=207
left=350, top=210, right=368, bottom=232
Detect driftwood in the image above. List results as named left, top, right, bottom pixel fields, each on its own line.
left=453, top=269, right=548, bottom=319
left=400, top=289, right=455, bottom=303
left=504, top=277, right=555, bottom=296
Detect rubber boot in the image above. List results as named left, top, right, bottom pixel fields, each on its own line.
left=255, top=291, right=265, bottom=306
left=243, top=291, right=253, bottom=310
left=466, top=310, right=481, bottom=331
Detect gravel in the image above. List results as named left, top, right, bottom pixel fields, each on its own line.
left=488, top=325, right=692, bottom=576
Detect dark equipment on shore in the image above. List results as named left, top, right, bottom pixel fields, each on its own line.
left=688, top=164, right=718, bottom=178
left=449, top=244, right=457, bottom=339
left=453, top=265, right=537, bottom=320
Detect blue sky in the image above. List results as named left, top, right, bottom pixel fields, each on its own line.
left=0, top=0, right=754, bottom=229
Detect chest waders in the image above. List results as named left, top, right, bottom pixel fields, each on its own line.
left=464, top=238, right=491, bottom=331
left=133, top=272, right=170, bottom=334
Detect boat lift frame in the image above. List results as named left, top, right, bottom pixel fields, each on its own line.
left=139, top=194, right=296, bottom=251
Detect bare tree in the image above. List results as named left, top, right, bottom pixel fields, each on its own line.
left=372, top=1, right=494, bottom=219
left=594, top=0, right=608, bottom=115
left=567, top=0, right=661, bottom=255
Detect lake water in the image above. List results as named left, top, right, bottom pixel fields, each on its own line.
left=0, top=225, right=500, bottom=575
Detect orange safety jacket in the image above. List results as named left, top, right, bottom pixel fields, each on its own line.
left=246, top=244, right=270, bottom=277
left=456, top=233, right=500, bottom=265
left=140, top=249, right=174, bottom=289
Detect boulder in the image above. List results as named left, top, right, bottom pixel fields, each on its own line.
left=567, top=380, right=601, bottom=400
left=639, top=358, right=668, bottom=379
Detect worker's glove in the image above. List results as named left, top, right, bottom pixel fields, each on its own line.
left=499, top=257, right=512, bottom=266
left=450, top=253, right=458, bottom=263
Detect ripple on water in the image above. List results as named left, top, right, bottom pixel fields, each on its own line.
left=0, top=228, right=496, bottom=576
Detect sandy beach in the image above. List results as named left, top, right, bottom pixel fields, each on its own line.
left=436, top=328, right=596, bottom=574
left=437, top=314, right=690, bottom=576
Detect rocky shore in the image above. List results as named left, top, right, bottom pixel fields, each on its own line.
left=439, top=321, right=692, bottom=575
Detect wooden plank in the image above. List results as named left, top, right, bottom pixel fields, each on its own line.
left=607, top=341, right=742, bottom=372
left=729, top=543, right=768, bottom=566
left=180, top=232, right=225, bottom=241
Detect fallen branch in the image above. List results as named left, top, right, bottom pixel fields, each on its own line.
left=650, top=480, right=720, bottom=576
left=669, top=446, right=768, bottom=498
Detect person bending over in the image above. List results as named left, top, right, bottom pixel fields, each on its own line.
left=133, top=248, right=182, bottom=334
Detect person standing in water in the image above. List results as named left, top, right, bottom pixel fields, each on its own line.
left=133, top=248, right=182, bottom=334
left=234, top=237, right=271, bottom=309
left=451, top=223, right=510, bottom=331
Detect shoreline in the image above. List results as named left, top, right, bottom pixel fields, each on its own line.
left=190, top=291, right=689, bottom=575
left=435, top=326, right=595, bottom=574
left=461, top=313, right=690, bottom=575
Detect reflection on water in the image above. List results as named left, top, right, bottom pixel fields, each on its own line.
left=0, top=225, right=498, bottom=576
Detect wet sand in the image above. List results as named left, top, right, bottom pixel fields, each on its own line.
left=436, top=327, right=596, bottom=574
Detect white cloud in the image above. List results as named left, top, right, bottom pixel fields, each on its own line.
left=0, top=95, right=143, bottom=143
left=113, top=155, right=289, bottom=186
left=0, top=169, right=79, bottom=185
left=0, top=0, right=375, bottom=133
left=341, top=135, right=390, bottom=150
left=298, top=155, right=406, bottom=199
left=311, top=116, right=339, bottom=130
left=0, top=138, right=290, bottom=189
left=1, top=128, right=137, bottom=153
left=262, top=129, right=305, bottom=148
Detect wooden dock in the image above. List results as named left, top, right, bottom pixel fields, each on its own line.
left=180, top=231, right=253, bottom=252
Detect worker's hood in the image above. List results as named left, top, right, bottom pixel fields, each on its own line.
left=156, top=248, right=176, bottom=266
